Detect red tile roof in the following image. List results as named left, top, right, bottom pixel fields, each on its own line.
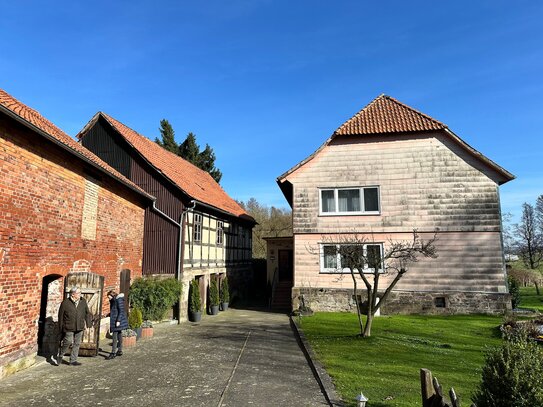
left=0, top=89, right=153, bottom=200
left=80, top=112, right=252, bottom=220
left=335, top=94, right=446, bottom=135
left=278, top=94, right=514, bottom=189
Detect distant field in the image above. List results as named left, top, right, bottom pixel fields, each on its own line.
left=300, top=313, right=502, bottom=407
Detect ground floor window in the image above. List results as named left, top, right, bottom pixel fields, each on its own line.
left=320, top=243, right=383, bottom=273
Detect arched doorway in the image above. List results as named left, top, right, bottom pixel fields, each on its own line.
left=37, top=274, right=63, bottom=361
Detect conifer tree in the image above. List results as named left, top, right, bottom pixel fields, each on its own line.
left=155, top=119, right=178, bottom=154
left=178, top=132, right=200, bottom=163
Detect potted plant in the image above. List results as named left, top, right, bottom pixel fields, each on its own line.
left=141, top=320, right=153, bottom=338
left=121, top=328, right=137, bottom=348
left=189, top=279, right=202, bottom=322
left=209, top=279, right=220, bottom=315
left=220, top=277, right=230, bottom=311
left=128, top=307, right=143, bottom=340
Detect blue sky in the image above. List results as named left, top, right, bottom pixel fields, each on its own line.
left=1, top=1, right=541, bottom=220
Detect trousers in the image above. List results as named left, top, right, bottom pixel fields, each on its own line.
left=59, top=330, right=83, bottom=363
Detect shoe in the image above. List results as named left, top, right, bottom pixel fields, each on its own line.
left=116, top=351, right=123, bottom=356
left=51, top=357, right=59, bottom=366
left=70, top=361, right=82, bottom=366
left=105, top=353, right=116, bottom=360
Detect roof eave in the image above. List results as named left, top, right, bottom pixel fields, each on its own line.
left=0, top=105, right=155, bottom=202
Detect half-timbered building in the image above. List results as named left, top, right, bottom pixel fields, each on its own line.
left=77, top=113, right=255, bottom=318
left=276, top=95, right=514, bottom=315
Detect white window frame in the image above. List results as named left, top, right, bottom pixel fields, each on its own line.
left=193, top=213, right=202, bottom=243
left=319, top=186, right=380, bottom=216
left=216, top=221, right=224, bottom=246
left=319, top=243, right=384, bottom=274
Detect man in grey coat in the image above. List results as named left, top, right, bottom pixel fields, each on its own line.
left=57, top=287, right=92, bottom=366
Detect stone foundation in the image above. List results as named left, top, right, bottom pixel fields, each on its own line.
left=292, top=287, right=511, bottom=315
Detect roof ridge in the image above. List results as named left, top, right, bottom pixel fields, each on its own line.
left=334, top=94, right=446, bottom=136
left=383, top=95, right=446, bottom=128
left=99, top=112, right=215, bottom=182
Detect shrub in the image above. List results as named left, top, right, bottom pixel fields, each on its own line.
left=209, top=279, right=220, bottom=306
left=220, top=277, right=230, bottom=304
left=508, top=275, right=521, bottom=309
left=128, top=307, right=143, bottom=329
left=189, top=279, right=201, bottom=313
left=472, top=338, right=543, bottom=407
left=130, top=277, right=183, bottom=321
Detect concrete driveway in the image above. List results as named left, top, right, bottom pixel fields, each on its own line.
left=0, top=308, right=329, bottom=407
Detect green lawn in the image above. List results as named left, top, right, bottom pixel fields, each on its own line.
left=299, top=313, right=503, bottom=407
left=519, top=286, right=543, bottom=312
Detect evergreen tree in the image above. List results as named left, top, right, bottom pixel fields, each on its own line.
left=155, top=119, right=178, bottom=154
left=179, top=133, right=222, bottom=183
left=178, top=132, right=200, bottom=164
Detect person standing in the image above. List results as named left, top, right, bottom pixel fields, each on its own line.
left=57, top=286, right=92, bottom=366
left=106, top=290, right=129, bottom=360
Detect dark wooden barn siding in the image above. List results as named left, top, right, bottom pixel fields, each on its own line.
left=81, top=117, right=131, bottom=178
left=81, top=117, right=185, bottom=276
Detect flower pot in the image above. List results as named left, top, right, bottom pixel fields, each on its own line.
left=135, top=327, right=142, bottom=341
left=189, top=311, right=202, bottom=322
left=123, top=335, right=137, bottom=348
left=210, top=305, right=219, bottom=315
left=221, top=302, right=229, bottom=311
left=141, top=327, right=153, bottom=338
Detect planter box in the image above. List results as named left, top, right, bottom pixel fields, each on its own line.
left=123, top=335, right=137, bottom=348
left=141, top=327, right=153, bottom=339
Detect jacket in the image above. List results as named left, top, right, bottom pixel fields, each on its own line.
left=109, top=293, right=129, bottom=332
left=58, top=296, right=91, bottom=333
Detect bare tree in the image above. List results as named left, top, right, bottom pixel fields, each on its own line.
left=515, top=202, right=543, bottom=294
left=319, top=231, right=437, bottom=337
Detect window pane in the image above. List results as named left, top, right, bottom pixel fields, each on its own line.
left=338, top=189, right=360, bottom=212
left=364, top=188, right=379, bottom=212
left=366, top=245, right=382, bottom=269
left=340, top=245, right=364, bottom=269
left=323, top=246, right=337, bottom=269
left=321, top=190, right=335, bottom=212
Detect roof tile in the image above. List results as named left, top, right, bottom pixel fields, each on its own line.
left=0, top=89, right=151, bottom=199
left=94, top=113, right=251, bottom=220
left=335, top=94, right=446, bottom=135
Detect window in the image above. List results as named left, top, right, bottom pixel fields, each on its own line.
left=216, top=221, right=224, bottom=246
left=320, top=243, right=383, bottom=273
left=320, top=187, right=380, bottom=215
left=193, top=214, right=202, bottom=242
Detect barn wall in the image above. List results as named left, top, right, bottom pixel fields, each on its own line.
left=0, top=115, right=146, bottom=377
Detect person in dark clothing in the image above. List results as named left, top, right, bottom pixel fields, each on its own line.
left=57, top=286, right=92, bottom=366
left=106, top=290, right=129, bottom=360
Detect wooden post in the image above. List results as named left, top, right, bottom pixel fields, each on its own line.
left=421, top=369, right=434, bottom=407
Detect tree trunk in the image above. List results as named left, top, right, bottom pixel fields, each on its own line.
left=363, top=313, right=373, bottom=337
left=535, top=280, right=541, bottom=296
left=351, top=272, right=365, bottom=336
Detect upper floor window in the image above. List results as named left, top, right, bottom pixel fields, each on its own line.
left=320, top=186, right=380, bottom=215
left=320, top=243, right=383, bottom=274
left=193, top=213, right=202, bottom=243
left=216, top=221, right=224, bottom=246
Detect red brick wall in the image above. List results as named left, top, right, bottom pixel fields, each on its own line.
left=0, top=115, right=146, bottom=370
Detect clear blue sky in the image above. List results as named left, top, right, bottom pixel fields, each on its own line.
left=1, top=1, right=541, bottom=220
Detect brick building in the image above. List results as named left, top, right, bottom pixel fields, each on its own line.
left=0, top=89, right=153, bottom=378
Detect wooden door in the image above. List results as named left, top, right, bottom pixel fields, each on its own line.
left=64, top=272, right=104, bottom=356
left=278, top=250, right=293, bottom=281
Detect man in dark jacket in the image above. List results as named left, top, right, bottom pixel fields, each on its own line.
left=57, top=286, right=92, bottom=366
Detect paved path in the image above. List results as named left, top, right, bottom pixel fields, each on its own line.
left=0, top=309, right=329, bottom=407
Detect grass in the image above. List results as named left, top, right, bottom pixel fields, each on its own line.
left=299, top=313, right=503, bottom=407
left=519, top=286, right=543, bottom=312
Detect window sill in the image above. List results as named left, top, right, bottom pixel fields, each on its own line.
left=319, top=212, right=381, bottom=217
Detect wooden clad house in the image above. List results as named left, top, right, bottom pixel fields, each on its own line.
left=276, top=95, right=514, bottom=315
left=77, top=113, right=255, bottom=318
left=0, top=89, right=152, bottom=378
